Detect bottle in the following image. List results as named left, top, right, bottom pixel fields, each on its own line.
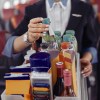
left=53, top=62, right=64, bottom=96
left=63, top=35, right=74, bottom=51
left=61, top=42, right=70, bottom=52
left=63, top=69, right=76, bottom=96
left=64, top=30, right=77, bottom=52
left=63, top=34, right=76, bottom=60
left=42, top=18, right=50, bottom=42
left=59, top=42, right=70, bottom=69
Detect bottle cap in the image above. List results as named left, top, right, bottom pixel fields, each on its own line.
left=65, top=30, right=75, bottom=36
left=42, top=18, right=51, bottom=25
left=54, top=31, right=61, bottom=36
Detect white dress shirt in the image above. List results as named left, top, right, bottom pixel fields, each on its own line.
left=46, top=0, right=71, bottom=36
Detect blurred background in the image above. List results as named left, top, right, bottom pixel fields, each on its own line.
left=0, top=0, right=38, bottom=98
left=0, top=0, right=100, bottom=100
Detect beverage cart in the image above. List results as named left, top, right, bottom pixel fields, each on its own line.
left=1, top=53, right=89, bottom=100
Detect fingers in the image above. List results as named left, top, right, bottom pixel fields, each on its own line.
left=81, top=64, right=92, bottom=77
left=80, top=59, right=92, bottom=77
left=30, top=17, right=43, bottom=24
left=28, top=27, right=49, bottom=33
left=28, top=17, right=49, bottom=33
left=83, top=69, right=92, bottom=77
left=29, top=17, right=49, bottom=29
left=27, top=17, right=49, bottom=43
left=28, top=23, right=49, bottom=28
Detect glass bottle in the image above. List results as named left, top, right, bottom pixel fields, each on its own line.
left=39, top=18, right=51, bottom=52
left=64, top=30, right=77, bottom=52
left=63, top=69, right=76, bottom=96
left=63, top=34, right=76, bottom=60
left=53, top=62, right=64, bottom=96
left=59, top=42, right=70, bottom=69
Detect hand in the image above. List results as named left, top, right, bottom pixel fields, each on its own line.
left=27, top=17, right=49, bottom=43
left=80, top=59, right=92, bottom=77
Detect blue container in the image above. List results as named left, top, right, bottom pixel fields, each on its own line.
left=30, top=52, right=51, bottom=72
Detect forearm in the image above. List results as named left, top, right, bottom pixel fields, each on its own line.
left=82, top=52, right=92, bottom=62
left=13, top=33, right=30, bottom=53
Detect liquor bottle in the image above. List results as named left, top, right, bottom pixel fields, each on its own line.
left=63, top=34, right=76, bottom=60
left=63, top=69, right=76, bottom=96
left=53, top=62, right=64, bottom=96
left=59, top=42, right=71, bottom=69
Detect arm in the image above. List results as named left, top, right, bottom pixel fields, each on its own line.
left=81, top=51, right=92, bottom=77
left=81, top=47, right=97, bottom=77
left=81, top=4, right=98, bottom=77
left=3, top=4, right=49, bottom=55
left=13, top=33, right=30, bottom=53
left=82, top=51, right=92, bottom=62
left=13, top=18, right=49, bottom=53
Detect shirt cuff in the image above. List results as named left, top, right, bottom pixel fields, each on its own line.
left=83, top=47, right=98, bottom=64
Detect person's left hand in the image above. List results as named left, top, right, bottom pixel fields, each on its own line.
left=80, top=59, right=92, bottom=77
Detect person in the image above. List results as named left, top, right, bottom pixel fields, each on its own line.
left=3, top=0, right=97, bottom=77
left=94, top=13, right=100, bottom=100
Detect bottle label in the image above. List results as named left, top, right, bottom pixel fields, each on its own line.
left=63, top=69, right=72, bottom=86
left=64, top=76, right=71, bottom=86
left=56, top=62, right=64, bottom=78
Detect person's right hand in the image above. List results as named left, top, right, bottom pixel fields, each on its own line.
left=27, top=17, right=49, bottom=43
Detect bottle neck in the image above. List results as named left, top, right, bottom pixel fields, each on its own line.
left=57, top=67, right=63, bottom=78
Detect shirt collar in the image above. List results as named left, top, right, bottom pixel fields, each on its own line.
left=48, top=0, right=67, bottom=8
